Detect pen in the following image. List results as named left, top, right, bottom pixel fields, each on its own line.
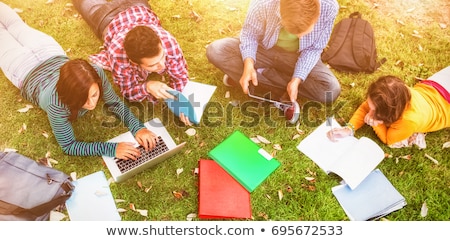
left=326, top=116, right=335, bottom=140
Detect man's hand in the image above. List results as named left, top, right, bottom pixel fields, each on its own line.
left=146, top=80, right=175, bottom=99
left=240, top=58, right=258, bottom=94
left=287, top=78, right=302, bottom=102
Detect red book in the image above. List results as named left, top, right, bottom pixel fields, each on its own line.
left=198, top=159, right=252, bottom=219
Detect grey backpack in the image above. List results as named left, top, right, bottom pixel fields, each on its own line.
left=0, top=151, right=74, bottom=221
left=322, top=12, right=386, bottom=73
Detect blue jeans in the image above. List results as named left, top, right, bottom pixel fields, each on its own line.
left=0, top=2, right=65, bottom=88
left=206, top=37, right=341, bottom=103
left=72, top=0, right=150, bottom=40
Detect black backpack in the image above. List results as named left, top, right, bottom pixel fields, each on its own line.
left=322, top=12, right=386, bottom=73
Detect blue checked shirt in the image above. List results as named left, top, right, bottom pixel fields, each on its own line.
left=240, top=0, right=339, bottom=81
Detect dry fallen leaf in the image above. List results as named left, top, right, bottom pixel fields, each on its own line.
left=292, top=133, right=301, bottom=140
left=172, top=190, right=188, bottom=199
left=42, top=131, right=49, bottom=138
left=273, top=144, right=282, bottom=150
left=439, top=23, right=447, bottom=29
left=406, top=7, right=415, bottom=13
left=176, top=168, right=184, bottom=177
left=136, top=209, right=148, bottom=217
left=17, top=104, right=34, bottom=113
left=190, top=10, right=202, bottom=22
left=18, top=123, right=27, bottom=133
left=305, top=176, right=315, bottom=182
left=278, top=190, right=283, bottom=200
left=50, top=210, right=66, bottom=221
left=129, top=203, right=136, bottom=211
left=286, top=185, right=293, bottom=192
left=442, top=141, right=450, bottom=149
left=185, top=128, right=196, bottom=136
left=265, top=194, right=271, bottom=199
left=117, top=208, right=127, bottom=213
left=420, top=201, right=428, bottom=217
left=115, top=199, right=126, bottom=203
left=396, top=19, right=405, bottom=26
left=295, top=122, right=304, bottom=134
left=137, top=181, right=143, bottom=189
left=144, top=186, right=152, bottom=193
left=400, top=154, right=411, bottom=160
left=186, top=213, right=197, bottom=221
left=250, top=137, right=260, bottom=143
left=225, top=91, right=230, bottom=98
left=424, top=153, right=439, bottom=165
left=256, top=135, right=271, bottom=144
left=70, top=172, right=77, bottom=181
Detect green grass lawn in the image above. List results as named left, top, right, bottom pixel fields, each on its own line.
left=0, top=0, right=449, bottom=221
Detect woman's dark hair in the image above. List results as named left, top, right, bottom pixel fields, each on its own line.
left=56, top=59, right=103, bottom=121
left=367, top=75, right=411, bottom=126
left=124, top=26, right=161, bottom=64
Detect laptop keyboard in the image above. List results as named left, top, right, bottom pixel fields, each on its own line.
left=115, top=136, right=169, bottom=173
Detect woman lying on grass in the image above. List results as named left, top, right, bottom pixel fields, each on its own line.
left=0, top=2, right=157, bottom=159
left=328, top=66, right=450, bottom=148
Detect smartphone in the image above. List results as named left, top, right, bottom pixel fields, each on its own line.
left=248, top=83, right=291, bottom=106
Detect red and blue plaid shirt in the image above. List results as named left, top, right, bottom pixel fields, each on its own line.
left=89, top=6, right=189, bottom=103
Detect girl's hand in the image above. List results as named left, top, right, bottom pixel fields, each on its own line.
left=115, top=142, right=140, bottom=160
left=135, top=128, right=158, bottom=151
left=364, top=113, right=383, bottom=126
left=326, top=127, right=353, bottom=142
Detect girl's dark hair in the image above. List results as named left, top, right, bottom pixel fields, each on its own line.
left=56, top=59, right=103, bottom=121
left=124, top=26, right=161, bottom=64
left=367, top=75, right=411, bottom=126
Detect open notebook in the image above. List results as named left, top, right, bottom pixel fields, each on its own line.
left=165, top=80, right=216, bottom=125
left=297, top=118, right=385, bottom=190
left=208, top=130, right=281, bottom=192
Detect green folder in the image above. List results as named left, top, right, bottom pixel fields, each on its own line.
left=208, top=130, right=281, bottom=192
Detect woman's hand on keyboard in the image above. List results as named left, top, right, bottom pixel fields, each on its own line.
left=135, top=128, right=158, bottom=151
left=115, top=142, right=141, bottom=160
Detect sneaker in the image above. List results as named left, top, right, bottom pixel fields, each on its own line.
left=274, top=101, right=300, bottom=124
left=222, top=74, right=236, bottom=87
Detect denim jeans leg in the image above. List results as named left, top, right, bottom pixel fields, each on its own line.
left=299, top=61, right=341, bottom=103
left=206, top=37, right=244, bottom=86
left=0, top=2, right=64, bottom=88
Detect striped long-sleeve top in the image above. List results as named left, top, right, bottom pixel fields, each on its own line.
left=21, top=55, right=145, bottom=157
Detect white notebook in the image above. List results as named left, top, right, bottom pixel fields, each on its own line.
left=332, top=169, right=407, bottom=221
left=65, top=171, right=121, bottom=221
left=297, top=118, right=385, bottom=190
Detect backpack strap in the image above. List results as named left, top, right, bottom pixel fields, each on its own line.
left=322, top=17, right=352, bottom=61
left=351, top=16, right=371, bottom=69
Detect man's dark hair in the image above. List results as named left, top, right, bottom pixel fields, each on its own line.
left=124, top=26, right=161, bottom=64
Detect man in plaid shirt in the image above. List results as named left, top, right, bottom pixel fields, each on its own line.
left=73, top=0, right=191, bottom=125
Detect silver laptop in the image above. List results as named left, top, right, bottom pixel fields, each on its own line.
left=102, top=118, right=186, bottom=183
